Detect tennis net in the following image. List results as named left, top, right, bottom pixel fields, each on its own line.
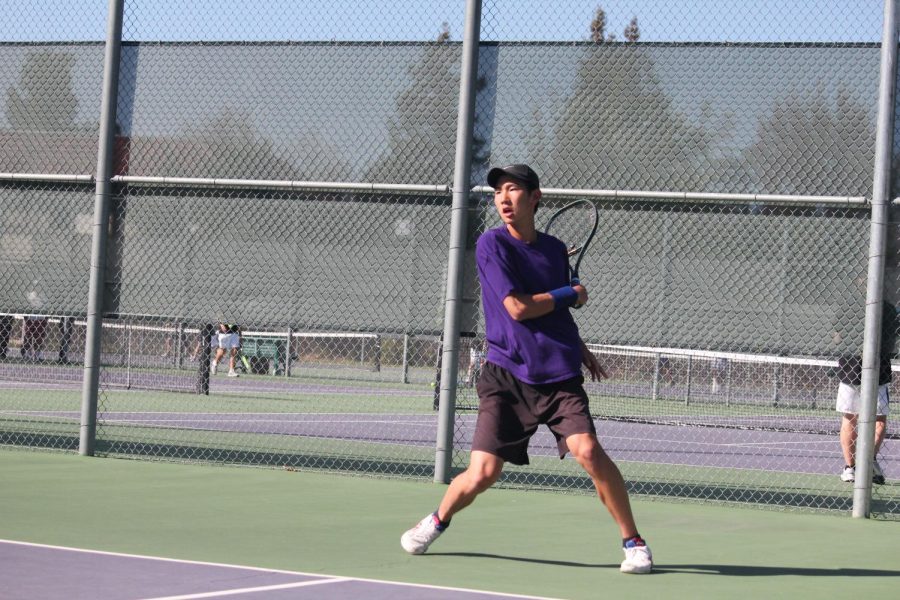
left=582, top=344, right=896, bottom=438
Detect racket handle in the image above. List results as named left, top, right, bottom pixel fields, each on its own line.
left=570, top=277, right=584, bottom=309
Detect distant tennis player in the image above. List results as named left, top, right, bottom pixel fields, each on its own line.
left=211, top=322, right=241, bottom=377
left=832, top=284, right=897, bottom=485
left=401, top=164, right=653, bottom=574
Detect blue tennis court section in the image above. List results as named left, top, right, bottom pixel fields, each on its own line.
left=1, top=540, right=552, bottom=600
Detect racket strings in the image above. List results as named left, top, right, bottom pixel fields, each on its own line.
left=546, top=204, right=596, bottom=257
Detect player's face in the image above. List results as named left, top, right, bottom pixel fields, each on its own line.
left=493, top=176, right=539, bottom=228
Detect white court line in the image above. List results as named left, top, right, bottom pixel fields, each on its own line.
left=0, top=539, right=563, bottom=600
left=137, top=577, right=351, bottom=600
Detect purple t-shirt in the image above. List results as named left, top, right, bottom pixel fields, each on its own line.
left=476, top=226, right=583, bottom=384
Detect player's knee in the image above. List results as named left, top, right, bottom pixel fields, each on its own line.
left=466, top=464, right=502, bottom=492
left=571, top=440, right=607, bottom=469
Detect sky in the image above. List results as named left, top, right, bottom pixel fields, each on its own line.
left=0, top=0, right=887, bottom=44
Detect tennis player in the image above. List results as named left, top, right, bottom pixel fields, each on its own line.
left=211, top=322, right=241, bottom=377
left=401, top=164, right=653, bottom=574
left=833, top=298, right=897, bottom=485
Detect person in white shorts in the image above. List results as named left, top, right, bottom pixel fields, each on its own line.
left=832, top=298, right=897, bottom=485
left=834, top=360, right=889, bottom=485
left=463, top=340, right=486, bottom=387
left=212, top=323, right=241, bottom=377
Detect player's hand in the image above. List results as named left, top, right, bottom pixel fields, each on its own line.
left=581, top=344, right=608, bottom=381
left=572, top=284, right=588, bottom=307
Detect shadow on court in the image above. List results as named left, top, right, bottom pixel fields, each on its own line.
left=429, top=552, right=602, bottom=568
left=429, top=553, right=900, bottom=578
left=653, top=565, right=900, bottom=577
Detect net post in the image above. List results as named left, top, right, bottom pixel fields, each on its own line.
left=401, top=333, right=410, bottom=384
left=684, top=355, right=692, bottom=406
left=651, top=353, right=660, bottom=401
left=125, top=321, right=132, bottom=389
left=725, top=360, right=732, bottom=407
left=432, top=333, right=443, bottom=411
left=196, top=323, right=213, bottom=395
left=284, top=328, right=293, bottom=377
left=175, top=321, right=186, bottom=369
left=57, top=316, right=73, bottom=364
left=772, top=363, right=781, bottom=407
left=373, top=335, right=381, bottom=372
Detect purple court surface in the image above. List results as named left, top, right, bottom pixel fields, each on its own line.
left=0, top=540, right=560, bottom=600
left=5, top=407, right=896, bottom=477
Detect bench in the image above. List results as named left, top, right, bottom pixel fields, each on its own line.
left=240, top=335, right=287, bottom=375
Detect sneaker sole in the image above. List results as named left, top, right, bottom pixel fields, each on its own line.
left=620, top=564, right=652, bottom=574
left=400, top=537, right=428, bottom=555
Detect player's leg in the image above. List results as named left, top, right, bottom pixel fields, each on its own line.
left=566, top=432, right=652, bottom=574
left=874, top=416, right=887, bottom=453
left=438, top=450, right=504, bottom=521
left=840, top=413, right=857, bottom=463
left=402, top=361, right=524, bottom=555
left=840, top=413, right=858, bottom=480
left=836, top=382, right=860, bottom=481
left=211, top=342, right=225, bottom=374
left=228, top=345, right=239, bottom=376
left=566, top=433, right=637, bottom=537
left=874, top=412, right=888, bottom=484
left=401, top=451, right=503, bottom=555
left=874, top=384, right=890, bottom=454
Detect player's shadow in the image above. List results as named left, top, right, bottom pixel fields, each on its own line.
left=428, top=553, right=900, bottom=577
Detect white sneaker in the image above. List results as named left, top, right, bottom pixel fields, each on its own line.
left=621, top=541, right=653, bottom=574
left=227, top=369, right=239, bottom=377
left=873, top=460, right=885, bottom=485
left=841, top=465, right=855, bottom=482
left=210, top=360, right=217, bottom=375
left=401, top=513, right=444, bottom=555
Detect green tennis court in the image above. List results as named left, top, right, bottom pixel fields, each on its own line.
left=1, top=449, right=898, bottom=599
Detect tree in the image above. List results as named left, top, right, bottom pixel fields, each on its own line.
left=624, top=17, right=640, bottom=43
left=747, top=85, right=873, bottom=197
left=148, top=108, right=305, bottom=180
left=590, top=7, right=607, bottom=43
left=437, top=21, right=451, bottom=43
left=6, top=51, right=78, bottom=130
left=365, top=23, right=489, bottom=184
left=549, top=42, right=711, bottom=192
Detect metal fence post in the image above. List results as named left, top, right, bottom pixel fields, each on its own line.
left=434, top=0, right=482, bottom=484
left=79, top=0, right=125, bottom=456
left=853, top=0, right=898, bottom=518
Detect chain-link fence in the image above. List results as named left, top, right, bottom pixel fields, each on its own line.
left=1, top=0, right=898, bottom=517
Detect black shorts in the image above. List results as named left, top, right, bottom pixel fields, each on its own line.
left=472, top=361, right=596, bottom=465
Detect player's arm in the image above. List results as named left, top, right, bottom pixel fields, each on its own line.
left=503, top=285, right=588, bottom=321
left=502, top=291, right=554, bottom=321
left=579, top=339, right=609, bottom=381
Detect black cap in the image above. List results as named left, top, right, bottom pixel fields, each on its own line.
left=487, top=164, right=540, bottom=190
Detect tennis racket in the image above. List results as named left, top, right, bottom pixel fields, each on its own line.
left=544, top=199, right=599, bottom=306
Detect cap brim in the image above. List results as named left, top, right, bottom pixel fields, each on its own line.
left=486, top=167, right=506, bottom=188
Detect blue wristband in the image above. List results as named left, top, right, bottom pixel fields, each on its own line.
left=549, top=286, right=578, bottom=309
